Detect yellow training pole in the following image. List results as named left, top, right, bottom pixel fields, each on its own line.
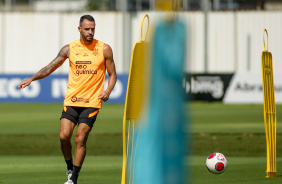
left=261, top=29, right=277, bottom=177
left=121, top=15, right=150, bottom=184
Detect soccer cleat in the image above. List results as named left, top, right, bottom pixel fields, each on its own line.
left=64, top=180, right=74, bottom=184
left=66, top=170, right=72, bottom=179
left=64, top=170, right=73, bottom=184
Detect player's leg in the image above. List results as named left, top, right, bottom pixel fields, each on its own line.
left=70, top=123, right=91, bottom=184
left=60, top=118, right=76, bottom=184
left=74, top=123, right=91, bottom=166
left=70, top=108, right=99, bottom=184
left=60, top=118, right=76, bottom=164
left=60, top=106, right=78, bottom=184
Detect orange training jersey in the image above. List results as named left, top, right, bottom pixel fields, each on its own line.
left=64, top=39, right=106, bottom=108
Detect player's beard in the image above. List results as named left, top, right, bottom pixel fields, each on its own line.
left=85, top=34, right=93, bottom=42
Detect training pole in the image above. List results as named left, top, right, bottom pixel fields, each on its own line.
left=121, top=14, right=150, bottom=184
left=261, top=29, right=277, bottom=177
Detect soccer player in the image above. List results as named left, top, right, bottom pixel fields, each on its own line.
left=18, top=15, right=117, bottom=184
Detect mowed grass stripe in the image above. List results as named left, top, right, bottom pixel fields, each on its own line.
left=1, top=156, right=282, bottom=184
left=1, top=103, right=282, bottom=157
left=0, top=103, right=124, bottom=134
left=1, top=133, right=281, bottom=157
left=0, top=156, right=122, bottom=184
left=1, top=103, right=282, bottom=134
left=0, top=133, right=123, bottom=155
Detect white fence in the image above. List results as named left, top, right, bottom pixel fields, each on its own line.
left=1, top=11, right=282, bottom=74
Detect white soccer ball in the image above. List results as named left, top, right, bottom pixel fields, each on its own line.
left=206, top=152, right=228, bottom=174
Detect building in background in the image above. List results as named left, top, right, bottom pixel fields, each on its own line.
left=1, top=0, right=281, bottom=12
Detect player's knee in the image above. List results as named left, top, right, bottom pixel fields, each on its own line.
left=60, top=131, right=72, bottom=141
left=75, top=134, right=87, bottom=146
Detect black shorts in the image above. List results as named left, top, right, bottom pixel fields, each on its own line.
left=60, top=106, right=99, bottom=129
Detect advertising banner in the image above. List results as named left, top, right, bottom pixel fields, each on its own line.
left=0, top=74, right=128, bottom=103
left=183, top=73, right=234, bottom=101
left=223, top=72, right=282, bottom=104
left=2, top=73, right=282, bottom=104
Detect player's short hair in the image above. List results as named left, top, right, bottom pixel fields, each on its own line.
left=79, top=15, right=95, bottom=26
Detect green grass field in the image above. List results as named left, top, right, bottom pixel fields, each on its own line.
left=1, top=102, right=282, bottom=183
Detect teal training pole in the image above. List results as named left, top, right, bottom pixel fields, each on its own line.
left=133, top=18, right=188, bottom=184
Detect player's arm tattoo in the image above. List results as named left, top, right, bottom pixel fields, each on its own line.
left=32, top=45, right=69, bottom=81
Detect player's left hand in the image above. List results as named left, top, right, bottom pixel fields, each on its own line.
left=98, top=91, right=110, bottom=102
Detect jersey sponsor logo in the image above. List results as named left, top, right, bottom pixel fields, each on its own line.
left=76, top=69, right=97, bottom=75
left=71, top=96, right=89, bottom=103
left=75, top=61, right=97, bottom=75
left=71, top=96, right=77, bottom=102
left=76, top=61, right=92, bottom=64
left=75, top=53, right=89, bottom=57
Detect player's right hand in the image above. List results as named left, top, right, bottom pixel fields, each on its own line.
left=18, top=78, right=32, bottom=89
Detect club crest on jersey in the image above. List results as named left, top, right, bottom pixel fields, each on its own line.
left=92, top=48, right=99, bottom=56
